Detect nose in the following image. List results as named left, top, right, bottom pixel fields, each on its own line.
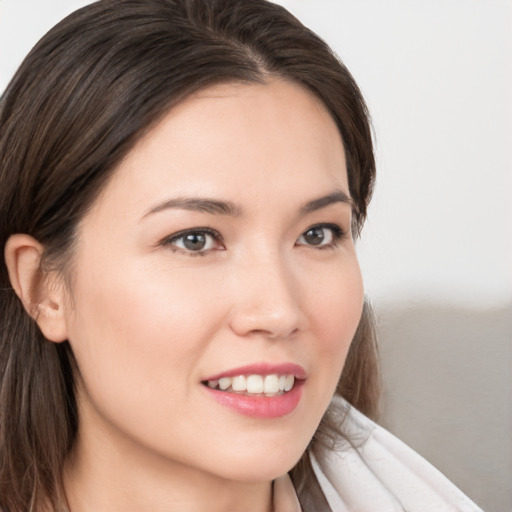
left=228, top=253, right=307, bottom=340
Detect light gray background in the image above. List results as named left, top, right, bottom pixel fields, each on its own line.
left=1, top=1, right=511, bottom=511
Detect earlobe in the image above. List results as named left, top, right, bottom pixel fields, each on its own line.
left=4, top=234, right=69, bottom=343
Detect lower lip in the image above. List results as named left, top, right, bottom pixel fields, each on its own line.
left=203, top=381, right=304, bottom=418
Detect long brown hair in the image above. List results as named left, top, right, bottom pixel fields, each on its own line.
left=0, top=1, right=378, bottom=510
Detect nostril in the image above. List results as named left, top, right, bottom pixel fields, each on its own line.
left=229, top=317, right=303, bottom=341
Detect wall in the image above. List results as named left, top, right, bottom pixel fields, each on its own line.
left=1, top=1, right=511, bottom=510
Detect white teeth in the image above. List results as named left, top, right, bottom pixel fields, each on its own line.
left=206, top=374, right=296, bottom=394
left=218, top=377, right=232, bottom=390
left=246, top=375, right=264, bottom=393
left=232, top=375, right=246, bottom=391
left=264, top=374, right=279, bottom=394
left=284, top=375, right=294, bottom=392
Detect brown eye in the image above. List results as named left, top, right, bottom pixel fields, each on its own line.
left=182, top=233, right=208, bottom=251
left=165, top=228, right=223, bottom=254
left=296, top=224, right=343, bottom=248
left=302, top=227, right=327, bottom=246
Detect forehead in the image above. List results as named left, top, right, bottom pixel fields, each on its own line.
left=88, top=80, right=348, bottom=220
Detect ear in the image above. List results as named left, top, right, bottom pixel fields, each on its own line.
left=4, top=234, right=69, bottom=343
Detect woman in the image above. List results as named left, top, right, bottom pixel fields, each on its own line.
left=0, top=1, right=483, bottom=511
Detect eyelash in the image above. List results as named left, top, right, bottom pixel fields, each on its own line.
left=295, top=223, right=347, bottom=249
left=162, top=227, right=223, bottom=257
left=162, top=223, right=346, bottom=257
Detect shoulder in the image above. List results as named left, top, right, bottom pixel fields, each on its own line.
left=311, top=398, right=484, bottom=512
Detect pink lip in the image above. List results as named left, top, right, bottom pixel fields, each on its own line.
left=203, top=381, right=304, bottom=418
left=203, top=362, right=307, bottom=381
left=202, top=362, right=306, bottom=419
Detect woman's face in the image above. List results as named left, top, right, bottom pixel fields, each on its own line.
left=63, top=80, right=364, bottom=483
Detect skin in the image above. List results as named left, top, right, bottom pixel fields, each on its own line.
left=7, top=80, right=364, bottom=511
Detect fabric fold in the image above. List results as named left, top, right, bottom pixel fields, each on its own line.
left=311, top=398, right=484, bottom=512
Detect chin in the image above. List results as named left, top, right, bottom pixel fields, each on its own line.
left=204, top=433, right=309, bottom=483
left=216, top=458, right=301, bottom=484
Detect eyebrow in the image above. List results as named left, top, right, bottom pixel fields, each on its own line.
left=142, top=197, right=243, bottom=219
left=300, top=190, right=353, bottom=214
left=142, top=189, right=352, bottom=220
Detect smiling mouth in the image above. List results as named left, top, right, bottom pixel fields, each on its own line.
left=202, top=374, right=296, bottom=396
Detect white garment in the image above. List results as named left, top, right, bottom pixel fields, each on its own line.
left=311, top=399, right=484, bottom=512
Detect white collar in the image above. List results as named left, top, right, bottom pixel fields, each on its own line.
left=311, top=398, right=483, bottom=512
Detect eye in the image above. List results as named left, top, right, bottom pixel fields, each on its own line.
left=163, top=228, right=224, bottom=255
left=296, top=224, right=345, bottom=248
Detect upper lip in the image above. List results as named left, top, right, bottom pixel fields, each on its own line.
left=203, top=362, right=307, bottom=382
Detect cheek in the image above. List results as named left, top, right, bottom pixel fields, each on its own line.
left=64, top=257, right=235, bottom=465
left=306, top=257, right=364, bottom=380
left=65, top=257, right=221, bottom=408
